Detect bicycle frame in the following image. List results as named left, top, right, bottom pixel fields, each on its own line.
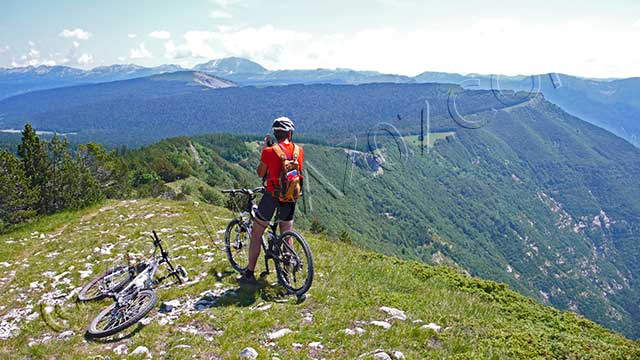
left=113, top=258, right=160, bottom=307
left=104, top=231, right=180, bottom=307
left=222, top=186, right=313, bottom=298
left=222, top=186, right=287, bottom=275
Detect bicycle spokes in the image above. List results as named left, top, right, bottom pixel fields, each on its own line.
left=278, top=235, right=310, bottom=290
left=96, top=294, right=151, bottom=331
left=225, top=219, right=251, bottom=272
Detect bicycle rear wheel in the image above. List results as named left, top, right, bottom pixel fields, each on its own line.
left=224, top=218, right=251, bottom=273
left=87, top=289, right=158, bottom=338
left=78, top=266, right=131, bottom=301
left=275, top=231, right=314, bottom=296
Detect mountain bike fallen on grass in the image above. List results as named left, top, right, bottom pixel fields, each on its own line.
left=78, top=231, right=188, bottom=338
left=222, top=187, right=314, bottom=300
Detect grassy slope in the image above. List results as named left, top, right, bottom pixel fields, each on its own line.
left=0, top=199, right=638, bottom=359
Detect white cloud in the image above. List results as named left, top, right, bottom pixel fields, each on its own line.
left=0, top=45, right=9, bottom=54
left=633, top=19, right=640, bottom=28
left=164, top=40, right=192, bottom=59
left=164, top=31, right=216, bottom=59
left=128, top=33, right=137, bottom=39
left=119, top=19, right=640, bottom=78
left=164, top=26, right=311, bottom=62
left=77, top=53, right=94, bottom=65
left=11, top=48, right=57, bottom=67
left=149, top=30, right=171, bottom=39
left=73, top=41, right=80, bottom=48
left=208, top=20, right=637, bottom=78
left=10, top=42, right=59, bottom=67
left=117, top=56, right=126, bottom=62
left=129, top=43, right=152, bottom=59
left=59, top=28, right=92, bottom=40
left=209, top=10, right=232, bottom=19
left=210, top=0, right=242, bottom=8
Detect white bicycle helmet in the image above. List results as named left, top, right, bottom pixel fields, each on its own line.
left=272, top=116, right=295, bottom=132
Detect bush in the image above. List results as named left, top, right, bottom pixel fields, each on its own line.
left=201, top=186, right=224, bottom=206
left=338, top=230, right=353, bottom=244
left=310, top=218, right=326, bottom=234
left=181, top=183, right=194, bottom=196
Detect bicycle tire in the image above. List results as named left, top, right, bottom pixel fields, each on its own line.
left=87, top=289, right=158, bottom=338
left=224, top=218, right=251, bottom=273
left=275, top=231, right=314, bottom=296
left=78, top=266, right=131, bottom=302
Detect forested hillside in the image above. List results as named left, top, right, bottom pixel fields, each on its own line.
left=0, top=81, right=516, bottom=146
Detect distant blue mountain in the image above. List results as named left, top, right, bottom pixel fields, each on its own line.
left=193, top=56, right=268, bottom=75
left=414, top=71, right=640, bottom=147
left=0, top=64, right=184, bottom=99
left=193, top=57, right=412, bottom=85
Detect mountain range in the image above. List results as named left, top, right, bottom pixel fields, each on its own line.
left=1, top=57, right=638, bottom=147
left=414, top=72, right=640, bottom=148
left=0, top=63, right=184, bottom=99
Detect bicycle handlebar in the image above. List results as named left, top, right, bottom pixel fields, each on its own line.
left=221, top=187, right=265, bottom=195
left=151, top=230, right=168, bottom=259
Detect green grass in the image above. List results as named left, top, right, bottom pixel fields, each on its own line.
left=0, top=199, right=638, bottom=359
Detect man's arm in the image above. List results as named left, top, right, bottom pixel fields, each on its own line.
left=257, top=161, right=267, bottom=177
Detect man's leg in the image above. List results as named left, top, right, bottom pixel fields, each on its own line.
left=244, top=192, right=276, bottom=277
left=279, top=220, right=293, bottom=233
left=247, top=219, right=267, bottom=272
left=278, top=201, right=296, bottom=246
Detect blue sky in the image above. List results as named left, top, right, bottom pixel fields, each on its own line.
left=1, top=0, right=639, bottom=77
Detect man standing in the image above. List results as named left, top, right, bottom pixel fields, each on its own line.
left=240, top=117, right=304, bottom=284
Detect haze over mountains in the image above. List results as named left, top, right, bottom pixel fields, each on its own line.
left=1, top=56, right=639, bottom=147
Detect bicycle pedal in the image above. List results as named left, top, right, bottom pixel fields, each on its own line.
left=259, top=271, right=270, bottom=278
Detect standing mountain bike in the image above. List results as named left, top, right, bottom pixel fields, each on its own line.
left=79, top=231, right=187, bottom=338
left=221, top=186, right=313, bottom=298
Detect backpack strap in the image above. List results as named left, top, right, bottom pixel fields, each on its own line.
left=292, top=144, right=300, bottom=160
left=271, top=143, right=287, bottom=160
left=272, top=143, right=299, bottom=161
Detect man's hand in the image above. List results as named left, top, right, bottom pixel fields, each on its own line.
left=265, top=134, right=274, bottom=147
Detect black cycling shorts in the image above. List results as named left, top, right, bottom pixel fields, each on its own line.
left=256, top=192, right=296, bottom=222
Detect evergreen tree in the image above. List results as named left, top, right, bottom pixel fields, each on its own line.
left=17, top=124, right=46, bottom=212
left=44, top=135, right=103, bottom=212
left=78, top=142, right=132, bottom=199
left=0, top=150, right=38, bottom=230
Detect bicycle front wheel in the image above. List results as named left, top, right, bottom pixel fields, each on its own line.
left=275, top=231, right=314, bottom=296
left=87, top=290, right=158, bottom=338
left=224, top=218, right=251, bottom=273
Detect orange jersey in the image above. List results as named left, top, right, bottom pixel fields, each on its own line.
left=261, top=141, right=304, bottom=192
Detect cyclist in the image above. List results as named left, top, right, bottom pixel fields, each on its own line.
left=239, top=116, right=304, bottom=284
